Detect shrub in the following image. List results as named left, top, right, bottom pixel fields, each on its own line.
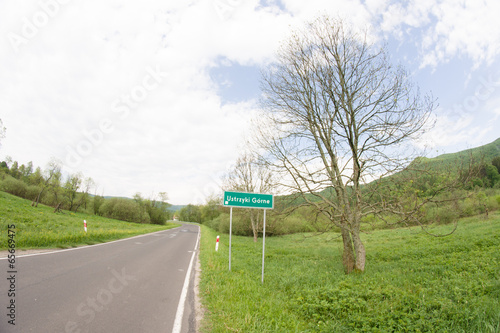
left=460, top=198, right=479, bottom=217
left=485, top=164, right=500, bottom=187
left=92, top=195, right=105, bottom=215
left=146, top=205, right=169, bottom=225
left=26, top=185, right=41, bottom=201
left=493, top=156, right=500, bottom=173
left=99, top=198, right=147, bottom=223
left=268, top=214, right=316, bottom=235
left=425, top=205, right=460, bottom=225
left=204, top=213, right=224, bottom=232
left=41, top=192, right=58, bottom=207
left=484, top=196, right=499, bottom=212
left=0, top=176, right=28, bottom=198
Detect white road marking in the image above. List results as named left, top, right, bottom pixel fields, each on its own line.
left=172, top=225, right=200, bottom=333
left=0, top=227, right=181, bottom=260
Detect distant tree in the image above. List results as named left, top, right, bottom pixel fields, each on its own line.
left=33, top=160, right=62, bottom=207
left=29, top=167, right=43, bottom=186
left=99, top=197, right=148, bottom=223
left=0, top=161, right=8, bottom=174
left=64, top=173, right=83, bottom=211
left=256, top=16, right=435, bottom=273
left=18, top=164, right=26, bottom=179
left=201, top=195, right=222, bottom=223
left=179, top=204, right=201, bottom=223
left=9, top=161, right=20, bottom=179
left=93, top=195, right=105, bottom=215
left=485, top=164, right=500, bottom=187
left=29, top=166, right=43, bottom=186
left=73, top=177, right=95, bottom=212
left=17, top=161, right=33, bottom=183
left=25, top=161, right=33, bottom=178
left=146, top=192, right=171, bottom=225
left=132, top=192, right=171, bottom=225
left=224, top=152, right=276, bottom=242
left=492, top=156, right=500, bottom=174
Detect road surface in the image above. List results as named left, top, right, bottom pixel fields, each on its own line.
left=1, top=223, right=200, bottom=333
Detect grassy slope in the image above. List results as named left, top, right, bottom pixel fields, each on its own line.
left=404, top=137, right=500, bottom=176
left=0, top=191, right=179, bottom=250
left=284, top=138, right=500, bottom=206
left=430, top=137, right=500, bottom=164
left=199, top=215, right=500, bottom=332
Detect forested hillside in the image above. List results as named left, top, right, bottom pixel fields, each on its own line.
left=188, top=138, right=500, bottom=236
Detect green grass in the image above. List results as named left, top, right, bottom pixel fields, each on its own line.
left=199, top=214, right=500, bottom=332
left=0, top=191, right=179, bottom=250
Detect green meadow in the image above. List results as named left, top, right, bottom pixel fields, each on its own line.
left=199, top=214, right=500, bottom=332
left=0, top=191, right=178, bottom=250
left=2, top=190, right=499, bottom=331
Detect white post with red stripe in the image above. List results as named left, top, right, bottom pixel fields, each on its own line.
left=84, top=220, right=87, bottom=233
left=215, top=235, right=219, bottom=251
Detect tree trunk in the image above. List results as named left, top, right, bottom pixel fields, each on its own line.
left=352, top=231, right=366, bottom=272
left=351, top=210, right=366, bottom=272
left=340, top=227, right=355, bottom=274
left=53, top=202, right=63, bottom=213
left=32, top=187, right=46, bottom=207
left=250, top=210, right=258, bottom=242
left=74, top=203, right=81, bottom=213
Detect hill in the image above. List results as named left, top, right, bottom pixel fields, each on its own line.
left=0, top=191, right=178, bottom=250
left=168, top=204, right=186, bottom=212
left=410, top=137, right=500, bottom=171
left=308, top=137, right=500, bottom=196
left=431, top=137, right=500, bottom=163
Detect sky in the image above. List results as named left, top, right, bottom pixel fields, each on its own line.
left=1, top=0, right=499, bottom=205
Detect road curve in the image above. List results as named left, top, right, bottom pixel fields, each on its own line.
left=1, top=223, right=200, bottom=333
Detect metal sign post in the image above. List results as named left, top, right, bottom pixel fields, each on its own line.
left=262, top=209, right=266, bottom=284
left=229, top=207, right=233, bottom=271
left=223, top=191, right=273, bottom=283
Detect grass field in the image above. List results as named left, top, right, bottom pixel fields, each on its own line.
left=199, top=214, right=500, bottom=332
left=0, top=191, right=179, bottom=250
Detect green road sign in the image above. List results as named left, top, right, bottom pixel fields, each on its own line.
left=223, top=191, right=274, bottom=209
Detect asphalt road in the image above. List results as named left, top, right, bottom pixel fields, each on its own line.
left=1, top=223, right=200, bottom=333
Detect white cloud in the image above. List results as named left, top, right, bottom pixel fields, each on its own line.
left=378, top=0, right=500, bottom=68
left=0, top=0, right=499, bottom=204
left=414, top=112, right=492, bottom=153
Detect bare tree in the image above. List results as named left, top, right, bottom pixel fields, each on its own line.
left=224, top=152, right=276, bottom=242
left=32, top=159, right=62, bottom=207
left=73, top=177, right=95, bottom=212
left=64, top=172, right=83, bottom=211
left=256, top=16, right=435, bottom=273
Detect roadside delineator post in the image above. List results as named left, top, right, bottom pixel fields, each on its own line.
left=84, top=220, right=87, bottom=233
left=215, top=235, right=219, bottom=251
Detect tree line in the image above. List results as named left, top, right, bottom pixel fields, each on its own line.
left=179, top=151, right=500, bottom=237
left=0, top=158, right=172, bottom=224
